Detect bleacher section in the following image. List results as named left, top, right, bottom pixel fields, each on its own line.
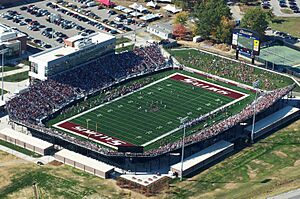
left=0, top=128, right=53, bottom=155
left=170, top=140, right=234, bottom=177
left=245, top=106, right=300, bottom=139
left=55, top=149, right=114, bottom=179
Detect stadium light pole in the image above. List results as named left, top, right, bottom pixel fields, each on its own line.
left=251, top=80, right=260, bottom=144
left=0, top=45, right=8, bottom=101
left=180, top=116, right=188, bottom=181
left=96, top=114, right=101, bottom=132
left=86, top=118, right=91, bottom=129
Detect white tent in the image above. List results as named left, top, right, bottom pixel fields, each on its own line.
left=122, top=8, right=134, bottom=13
left=129, top=3, right=139, bottom=9
left=146, top=1, right=158, bottom=8
left=157, top=0, right=172, bottom=3
left=130, top=11, right=143, bottom=17
left=129, top=3, right=148, bottom=13
left=163, top=4, right=182, bottom=14
left=114, top=5, right=126, bottom=11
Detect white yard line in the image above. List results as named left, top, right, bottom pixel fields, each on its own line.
left=53, top=73, right=176, bottom=128
left=54, top=71, right=249, bottom=148
left=142, top=90, right=248, bottom=147
left=53, top=125, right=118, bottom=150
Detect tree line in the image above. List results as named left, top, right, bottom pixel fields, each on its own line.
left=172, top=0, right=272, bottom=43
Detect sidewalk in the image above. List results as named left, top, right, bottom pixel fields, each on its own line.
left=0, top=65, right=29, bottom=78
left=0, top=145, right=55, bottom=164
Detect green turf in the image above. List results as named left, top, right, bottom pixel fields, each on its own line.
left=259, top=46, right=300, bottom=67
left=3, top=71, right=28, bottom=82
left=0, top=139, right=41, bottom=158
left=51, top=69, right=253, bottom=151
left=61, top=72, right=244, bottom=147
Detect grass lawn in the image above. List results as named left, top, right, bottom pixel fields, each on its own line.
left=3, top=71, right=28, bottom=82
left=280, top=9, right=294, bottom=14
left=116, top=37, right=131, bottom=45
left=0, top=66, right=21, bottom=72
left=270, top=17, right=300, bottom=37
left=0, top=150, right=138, bottom=199
left=0, top=139, right=41, bottom=158
left=1, top=120, right=300, bottom=198
left=165, top=120, right=300, bottom=199
left=116, top=44, right=134, bottom=53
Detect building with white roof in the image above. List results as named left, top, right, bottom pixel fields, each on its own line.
left=0, top=23, right=27, bottom=60
left=170, top=140, right=234, bottom=177
left=0, top=128, right=53, bottom=155
left=55, top=149, right=114, bottom=178
left=29, top=32, right=116, bottom=81
left=147, top=23, right=173, bottom=39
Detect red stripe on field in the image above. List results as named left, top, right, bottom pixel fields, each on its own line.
left=58, top=121, right=135, bottom=147
left=170, top=74, right=244, bottom=99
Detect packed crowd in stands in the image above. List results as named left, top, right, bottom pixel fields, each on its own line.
left=6, top=44, right=296, bottom=156
left=6, top=45, right=168, bottom=123
left=175, top=50, right=292, bottom=90
left=145, top=84, right=295, bottom=156
left=12, top=84, right=294, bottom=157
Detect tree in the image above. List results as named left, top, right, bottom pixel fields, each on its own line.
left=173, top=24, right=187, bottom=39
left=174, top=11, right=189, bottom=25
left=240, top=7, right=269, bottom=36
left=194, top=0, right=231, bottom=40
left=215, top=16, right=235, bottom=43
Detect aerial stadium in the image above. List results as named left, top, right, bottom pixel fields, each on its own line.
left=5, top=32, right=298, bottom=174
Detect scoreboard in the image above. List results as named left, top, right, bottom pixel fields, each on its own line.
left=232, top=28, right=261, bottom=57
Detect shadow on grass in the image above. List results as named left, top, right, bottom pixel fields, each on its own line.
left=272, top=19, right=286, bottom=24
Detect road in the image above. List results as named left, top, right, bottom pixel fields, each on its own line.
left=269, top=0, right=300, bottom=17
left=268, top=188, right=300, bottom=199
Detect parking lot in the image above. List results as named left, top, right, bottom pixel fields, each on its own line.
left=0, top=0, right=154, bottom=49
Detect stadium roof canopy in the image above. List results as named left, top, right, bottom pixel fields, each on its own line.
left=171, top=140, right=233, bottom=175
left=56, top=149, right=114, bottom=173
left=0, top=128, right=53, bottom=149
left=245, top=106, right=300, bottom=136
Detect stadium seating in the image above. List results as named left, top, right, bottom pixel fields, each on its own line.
left=6, top=45, right=168, bottom=124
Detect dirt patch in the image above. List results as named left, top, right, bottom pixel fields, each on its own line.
left=215, top=44, right=231, bottom=52
left=48, top=160, right=63, bottom=166
left=294, top=160, right=300, bottom=167
left=246, top=165, right=257, bottom=180
left=273, top=151, right=288, bottom=158
left=224, top=182, right=238, bottom=189
left=6, top=186, right=34, bottom=199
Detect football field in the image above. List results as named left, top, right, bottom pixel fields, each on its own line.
left=54, top=72, right=248, bottom=149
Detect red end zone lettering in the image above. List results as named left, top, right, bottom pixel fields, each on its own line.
left=58, top=122, right=135, bottom=147
left=171, top=74, right=244, bottom=99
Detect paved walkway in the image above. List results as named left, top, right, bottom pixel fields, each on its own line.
left=268, top=188, right=300, bottom=199
left=0, top=145, right=55, bottom=164
left=0, top=65, right=29, bottom=78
